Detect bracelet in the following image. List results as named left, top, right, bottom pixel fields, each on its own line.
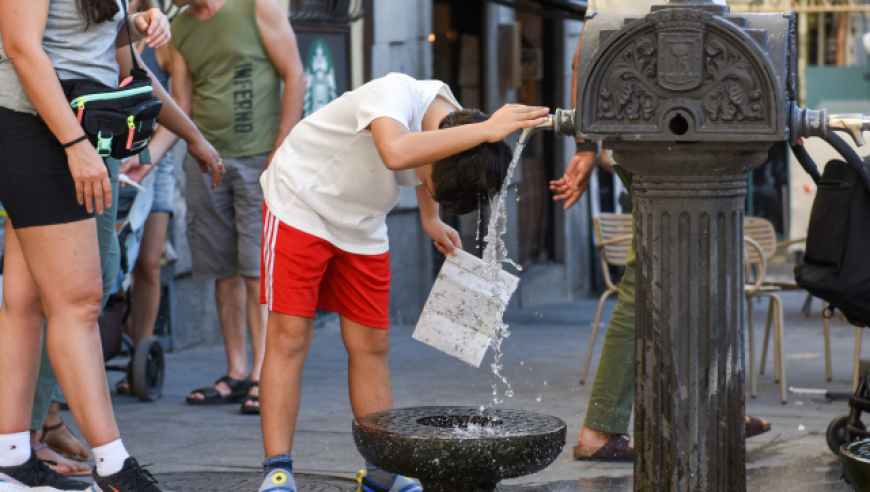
left=575, top=141, right=598, bottom=153
left=62, top=135, right=88, bottom=149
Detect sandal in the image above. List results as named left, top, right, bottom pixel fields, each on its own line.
left=746, top=415, right=772, bottom=438
left=186, top=375, right=251, bottom=405
left=41, top=421, right=90, bottom=462
left=573, top=434, right=636, bottom=462
left=240, top=381, right=260, bottom=415
left=33, top=442, right=92, bottom=477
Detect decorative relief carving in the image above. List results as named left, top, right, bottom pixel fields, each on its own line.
left=596, top=30, right=765, bottom=126
left=702, top=37, right=764, bottom=122
left=599, top=36, right=659, bottom=121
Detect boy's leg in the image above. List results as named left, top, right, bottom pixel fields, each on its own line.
left=339, top=317, right=393, bottom=420
left=260, top=312, right=314, bottom=457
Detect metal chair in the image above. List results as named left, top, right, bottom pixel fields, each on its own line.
left=744, top=233, right=787, bottom=403
left=579, top=213, right=632, bottom=385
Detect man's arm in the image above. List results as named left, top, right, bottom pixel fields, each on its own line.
left=117, top=44, right=225, bottom=190
left=257, top=0, right=306, bottom=168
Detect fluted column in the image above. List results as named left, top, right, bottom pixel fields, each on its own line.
left=615, top=145, right=769, bottom=492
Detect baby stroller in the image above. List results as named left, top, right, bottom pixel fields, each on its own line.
left=791, top=134, right=870, bottom=455
left=98, top=169, right=166, bottom=402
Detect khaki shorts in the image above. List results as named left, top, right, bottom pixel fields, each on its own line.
left=184, top=152, right=266, bottom=279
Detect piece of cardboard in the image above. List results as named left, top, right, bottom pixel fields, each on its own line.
left=413, top=250, right=519, bottom=367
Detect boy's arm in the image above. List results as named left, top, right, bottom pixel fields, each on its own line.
left=370, top=105, right=550, bottom=171
left=257, top=0, right=306, bottom=169
left=417, top=185, right=461, bottom=256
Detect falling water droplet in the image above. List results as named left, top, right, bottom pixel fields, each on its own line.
left=536, top=395, right=542, bottom=402
left=543, top=380, right=548, bottom=386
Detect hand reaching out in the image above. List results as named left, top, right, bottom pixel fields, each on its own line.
left=550, top=151, right=596, bottom=210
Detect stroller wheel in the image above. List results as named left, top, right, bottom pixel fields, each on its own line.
left=828, top=414, right=867, bottom=455
left=132, top=337, right=165, bottom=402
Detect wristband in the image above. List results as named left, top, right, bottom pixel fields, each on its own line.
left=575, top=141, right=598, bottom=154
left=62, top=135, right=88, bottom=149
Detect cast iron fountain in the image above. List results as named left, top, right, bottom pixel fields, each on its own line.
left=353, top=407, right=565, bottom=492
left=357, top=2, right=870, bottom=491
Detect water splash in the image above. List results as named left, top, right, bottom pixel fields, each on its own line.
left=451, top=422, right=513, bottom=437
left=481, top=128, right=534, bottom=406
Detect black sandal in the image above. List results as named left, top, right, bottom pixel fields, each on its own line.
left=240, top=381, right=260, bottom=415
left=186, top=375, right=251, bottom=405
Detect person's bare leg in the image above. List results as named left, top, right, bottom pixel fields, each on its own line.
left=0, top=221, right=47, bottom=435
left=15, top=219, right=120, bottom=447
left=128, top=212, right=170, bottom=345
left=339, top=317, right=392, bottom=420
left=242, top=276, right=267, bottom=410
left=260, top=312, right=314, bottom=456
left=188, top=276, right=249, bottom=400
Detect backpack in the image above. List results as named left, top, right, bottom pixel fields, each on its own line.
left=794, top=158, right=870, bottom=327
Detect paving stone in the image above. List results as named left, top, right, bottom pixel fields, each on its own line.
left=154, top=472, right=357, bottom=492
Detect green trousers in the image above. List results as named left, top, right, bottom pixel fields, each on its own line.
left=583, top=167, right=637, bottom=435
left=30, top=158, right=120, bottom=430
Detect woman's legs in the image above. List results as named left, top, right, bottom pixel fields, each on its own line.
left=128, top=211, right=170, bottom=346
left=14, top=219, right=119, bottom=447
left=0, top=221, right=48, bottom=436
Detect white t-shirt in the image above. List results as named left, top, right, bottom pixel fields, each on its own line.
left=261, top=73, right=461, bottom=255
left=587, top=0, right=725, bottom=13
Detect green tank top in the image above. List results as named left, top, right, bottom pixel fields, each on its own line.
left=171, top=0, right=281, bottom=158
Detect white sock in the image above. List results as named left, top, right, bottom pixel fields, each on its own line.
left=93, top=439, right=130, bottom=477
left=0, top=431, right=30, bottom=467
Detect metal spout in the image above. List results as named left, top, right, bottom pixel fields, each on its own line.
left=828, top=114, right=870, bottom=147
left=792, top=106, right=870, bottom=147
left=519, top=109, right=577, bottom=145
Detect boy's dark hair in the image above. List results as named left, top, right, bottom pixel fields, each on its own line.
left=431, top=109, right=512, bottom=215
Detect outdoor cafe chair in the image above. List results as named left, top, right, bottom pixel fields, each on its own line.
left=580, top=213, right=632, bottom=385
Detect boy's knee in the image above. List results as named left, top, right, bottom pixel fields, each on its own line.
left=268, top=317, right=312, bottom=358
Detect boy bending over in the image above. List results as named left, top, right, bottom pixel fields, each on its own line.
left=257, top=72, right=549, bottom=492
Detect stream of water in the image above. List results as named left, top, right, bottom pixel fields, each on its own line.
left=480, top=128, right=534, bottom=408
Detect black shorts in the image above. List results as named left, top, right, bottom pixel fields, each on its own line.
left=0, top=106, right=94, bottom=229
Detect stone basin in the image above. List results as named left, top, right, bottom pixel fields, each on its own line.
left=352, top=406, right=566, bottom=492
left=841, top=439, right=870, bottom=491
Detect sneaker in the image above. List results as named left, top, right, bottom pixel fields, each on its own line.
left=356, top=469, right=422, bottom=492
left=258, top=468, right=296, bottom=492
left=0, top=448, right=89, bottom=490
left=91, top=457, right=159, bottom=492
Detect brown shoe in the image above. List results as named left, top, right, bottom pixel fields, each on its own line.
left=746, top=415, right=771, bottom=438
left=573, top=434, right=636, bottom=462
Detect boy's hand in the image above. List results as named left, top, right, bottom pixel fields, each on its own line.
left=484, top=105, right=550, bottom=142
left=188, top=136, right=225, bottom=190
left=424, top=218, right=462, bottom=256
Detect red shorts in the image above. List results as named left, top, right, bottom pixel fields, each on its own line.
left=260, top=206, right=391, bottom=329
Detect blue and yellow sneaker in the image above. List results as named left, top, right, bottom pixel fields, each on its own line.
left=356, top=469, right=422, bottom=492
left=258, top=468, right=296, bottom=492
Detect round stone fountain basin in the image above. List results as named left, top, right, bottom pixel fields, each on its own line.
left=841, top=439, right=870, bottom=491
left=352, top=406, right=566, bottom=492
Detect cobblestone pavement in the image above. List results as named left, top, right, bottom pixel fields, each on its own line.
left=154, top=472, right=358, bottom=492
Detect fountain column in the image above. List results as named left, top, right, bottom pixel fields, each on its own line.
left=615, top=145, right=768, bottom=491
